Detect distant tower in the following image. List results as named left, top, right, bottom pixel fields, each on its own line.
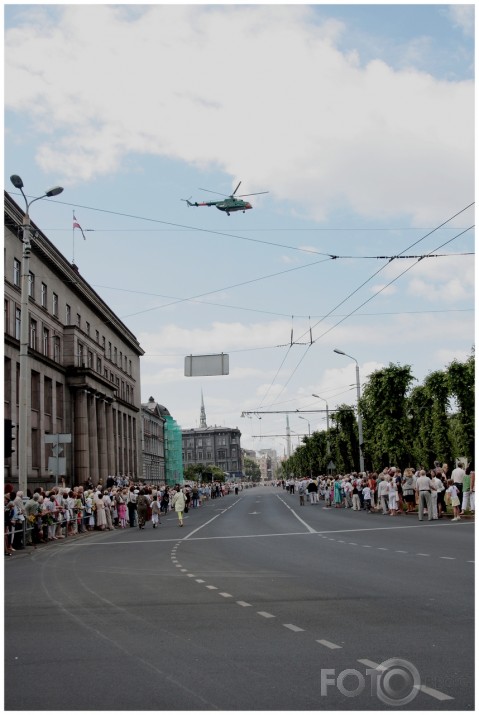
left=200, top=390, right=207, bottom=428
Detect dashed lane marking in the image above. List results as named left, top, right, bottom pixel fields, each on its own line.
left=439, top=556, right=456, bottom=560
left=417, top=553, right=430, bottom=557
left=257, top=611, right=275, bottom=619
left=206, top=585, right=218, bottom=590
left=283, top=624, right=304, bottom=632
left=195, top=579, right=205, bottom=583
left=219, top=592, right=233, bottom=598
left=187, top=573, right=195, bottom=577
left=395, top=550, right=408, bottom=553
left=236, top=601, right=252, bottom=607
left=317, top=639, right=342, bottom=650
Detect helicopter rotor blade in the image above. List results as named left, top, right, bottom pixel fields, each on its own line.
left=198, top=187, right=229, bottom=197
left=232, top=181, right=242, bottom=196
left=237, top=191, right=269, bottom=197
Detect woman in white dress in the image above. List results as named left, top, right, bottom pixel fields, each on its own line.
left=94, top=493, right=107, bottom=530
left=388, top=477, right=398, bottom=516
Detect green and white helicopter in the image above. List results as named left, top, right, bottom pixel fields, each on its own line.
left=182, top=181, right=268, bottom=215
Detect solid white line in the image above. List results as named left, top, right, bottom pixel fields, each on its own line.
left=317, top=639, right=342, bottom=650
left=358, top=659, right=453, bottom=701
left=283, top=624, right=304, bottom=632
left=257, top=611, right=275, bottom=618
left=219, top=592, right=233, bottom=598
left=276, top=495, right=316, bottom=533
left=415, top=684, right=454, bottom=701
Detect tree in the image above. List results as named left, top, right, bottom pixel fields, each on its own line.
left=243, top=456, right=261, bottom=482
left=446, top=353, right=475, bottom=463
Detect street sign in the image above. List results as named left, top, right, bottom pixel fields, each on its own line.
left=44, top=434, right=71, bottom=484
left=48, top=457, right=66, bottom=476
left=44, top=433, right=72, bottom=443
left=184, top=353, right=229, bottom=377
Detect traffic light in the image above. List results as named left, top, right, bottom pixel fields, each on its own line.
left=4, top=419, right=16, bottom=458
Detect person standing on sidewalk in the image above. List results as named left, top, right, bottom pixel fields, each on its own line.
left=415, top=470, right=436, bottom=521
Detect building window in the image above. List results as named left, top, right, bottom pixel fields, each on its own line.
left=97, top=356, right=102, bottom=373
left=95, top=329, right=100, bottom=343
left=56, top=382, right=64, bottom=421
left=114, top=347, right=117, bottom=364
left=31, top=371, right=40, bottom=411
left=218, top=449, right=226, bottom=460
left=65, top=304, right=71, bottom=324
left=206, top=451, right=212, bottom=460
left=197, top=451, right=203, bottom=460
left=102, top=336, right=106, bottom=350
left=187, top=451, right=192, bottom=461
left=13, top=259, right=21, bottom=287
left=104, top=367, right=109, bottom=379
left=78, top=343, right=84, bottom=366
left=108, top=342, right=112, bottom=360
left=4, top=299, right=9, bottom=335
left=43, top=327, right=49, bottom=356
left=119, top=351, right=123, bottom=369
left=44, top=377, right=53, bottom=416
left=28, top=271, right=35, bottom=298
left=29, top=319, right=37, bottom=350
left=85, top=321, right=90, bottom=336
left=41, top=283, right=47, bottom=308
left=76, top=313, right=81, bottom=328
left=15, top=308, right=21, bottom=340
left=124, top=355, right=127, bottom=371
left=197, top=439, right=203, bottom=447
left=87, top=350, right=93, bottom=368
left=129, top=359, right=132, bottom=375
left=52, top=293, right=58, bottom=317
left=53, top=336, right=60, bottom=363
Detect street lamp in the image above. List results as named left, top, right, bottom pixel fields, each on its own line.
left=312, top=393, right=330, bottom=456
left=10, top=175, right=64, bottom=494
left=333, top=348, right=365, bottom=473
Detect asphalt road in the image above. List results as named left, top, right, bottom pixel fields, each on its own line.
left=4, top=486, right=474, bottom=710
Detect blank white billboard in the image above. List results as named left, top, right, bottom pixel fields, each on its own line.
left=184, top=353, right=229, bottom=377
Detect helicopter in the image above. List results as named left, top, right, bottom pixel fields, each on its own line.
left=182, top=181, right=268, bottom=215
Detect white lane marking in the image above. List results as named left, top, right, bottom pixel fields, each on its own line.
left=439, top=556, right=456, bottom=560
left=219, top=592, right=233, bottom=598
left=362, top=545, right=372, bottom=548
left=337, top=540, right=345, bottom=543
left=416, top=684, right=454, bottom=701
left=187, top=573, right=195, bottom=577
left=195, top=579, right=205, bottom=583
left=180, top=568, right=188, bottom=572
left=317, top=639, right=342, bottom=650
left=358, top=659, right=453, bottom=701
left=377, top=547, right=388, bottom=550
left=283, top=624, right=304, bottom=632
left=276, top=495, right=316, bottom=533
left=467, top=560, right=474, bottom=563
left=417, top=553, right=430, bottom=557
left=206, top=585, right=218, bottom=590
left=257, top=611, right=275, bottom=618
left=348, top=542, right=357, bottom=545
left=236, top=601, right=252, bottom=607
left=395, top=550, right=408, bottom=553
left=175, top=564, right=182, bottom=568
left=182, top=498, right=242, bottom=541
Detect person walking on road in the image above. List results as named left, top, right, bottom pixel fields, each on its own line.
left=137, top=489, right=150, bottom=529
left=172, top=487, right=186, bottom=527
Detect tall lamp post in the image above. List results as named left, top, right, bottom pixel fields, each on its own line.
left=10, top=175, right=64, bottom=494
left=333, top=348, right=365, bottom=473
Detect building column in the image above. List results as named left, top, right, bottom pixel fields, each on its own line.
left=88, top=393, right=99, bottom=482
left=106, top=402, right=115, bottom=476
left=97, top=398, right=108, bottom=480
left=74, top=390, right=89, bottom=486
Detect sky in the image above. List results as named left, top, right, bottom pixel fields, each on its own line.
left=4, top=3, right=475, bottom=458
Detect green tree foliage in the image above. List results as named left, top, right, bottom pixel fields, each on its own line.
left=279, top=353, right=474, bottom=476
left=243, top=456, right=261, bottom=481
left=360, top=363, right=415, bottom=469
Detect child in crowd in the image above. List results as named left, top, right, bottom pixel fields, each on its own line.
left=446, top=479, right=461, bottom=521
left=362, top=484, right=372, bottom=511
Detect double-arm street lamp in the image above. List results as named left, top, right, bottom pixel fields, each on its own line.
left=10, top=175, right=64, bottom=494
left=333, top=348, right=365, bottom=473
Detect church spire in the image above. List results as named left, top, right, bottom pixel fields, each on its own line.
left=200, top=390, right=207, bottom=428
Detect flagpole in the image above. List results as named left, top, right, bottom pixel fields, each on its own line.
left=72, top=210, right=75, bottom=264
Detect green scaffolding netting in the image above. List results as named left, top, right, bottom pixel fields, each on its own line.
left=164, top=415, right=184, bottom=486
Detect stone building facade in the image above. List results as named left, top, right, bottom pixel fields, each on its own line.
left=4, top=191, right=144, bottom=489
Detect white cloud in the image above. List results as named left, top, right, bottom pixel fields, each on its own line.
left=447, top=5, right=475, bottom=36
left=4, top=5, right=474, bottom=223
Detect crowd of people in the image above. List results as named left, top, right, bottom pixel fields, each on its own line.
left=280, top=461, right=474, bottom=522
left=4, top=478, right=234, bottom=556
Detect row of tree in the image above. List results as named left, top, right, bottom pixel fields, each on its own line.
left=280, top=352, right=475, bottom=477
